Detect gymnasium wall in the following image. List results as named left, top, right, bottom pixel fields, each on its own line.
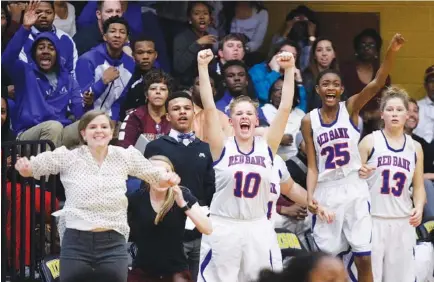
left=263, top=1, right=434, bottom=99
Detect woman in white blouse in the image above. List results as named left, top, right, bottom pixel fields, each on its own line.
left=15, top=110, right=181, bottom=282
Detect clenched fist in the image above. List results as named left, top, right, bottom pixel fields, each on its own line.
left=276, top=52, right=295, bottom=70
left=197, top=49, right=214, bottom=66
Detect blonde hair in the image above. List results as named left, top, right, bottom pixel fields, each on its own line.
left=379, top=86, right=410, bottom=129
left=228, top=95, right=259, bottom=116
left=147, top=155, right=176, bottom=225
left=380, top=86, right=410, bottom=112
left=77, top=110, right=115, bottom=144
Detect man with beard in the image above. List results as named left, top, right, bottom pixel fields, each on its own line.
left=75, top=16, right=135, bottom=123
left=119, top=37, right=160, bottom=121
left=18, top=0, right=77, bottom=74
left=1, top=0, right=84, bottom=148
left=73, top=0, right=122, bottom=56
left=145, top=91, right=215, bottom=281
left=216, top=60, right=268, bottom=126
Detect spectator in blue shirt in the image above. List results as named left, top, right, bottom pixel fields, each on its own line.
left=75, top=16, right=135, bottom=122
left=75, top=0, right=170, bottom=72
left=216, top=60, right=268, bottom=126
left=1, top=1, right=84, bottom=148
left=73, top=0, right=122, bottom=56
left=19, top=0, right=77, bottom=74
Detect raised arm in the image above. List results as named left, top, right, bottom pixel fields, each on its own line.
left=265, top=52, right=295, bottom=156
left=410, top=142, right=427, bottom=227
left=1, top=1, right=39, bottom=78
left=301, top=114, right=319, bottom=213
left=197, top=49, right=225, bottom=161
left=346, top=34, right=405, bottom=118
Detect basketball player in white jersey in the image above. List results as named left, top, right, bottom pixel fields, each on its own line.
left=195, top=48, right=294, bottom=282
left=301, top=34, right=405, bottom=282
left=358, top=88, right=426, bottom=282
left=268, top=154, right=311, bottom=272
left=196, top=49, right=331, bottom=282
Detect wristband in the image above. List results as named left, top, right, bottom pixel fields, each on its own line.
left=181, top=202, right=190, bottom=212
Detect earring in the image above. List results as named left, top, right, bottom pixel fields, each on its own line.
left=374, top=55, right=378, bottom=59
left=189, top=21, right=192, bottom=24
left=355, top=52, right=358, bottom=57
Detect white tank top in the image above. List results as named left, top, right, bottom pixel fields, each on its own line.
left=366, top=130, right=416, bottom=218
left=210, top=136, right=274, bottom=220
left=268, top=155, right=291, bottom=226
left=310, top=102, right=362, bottom=182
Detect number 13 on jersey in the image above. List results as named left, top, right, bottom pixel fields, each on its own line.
left=234, top=171, right=262, bottom=198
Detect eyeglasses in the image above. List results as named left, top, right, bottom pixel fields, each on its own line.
left=360, top=42, right=377, bottom=49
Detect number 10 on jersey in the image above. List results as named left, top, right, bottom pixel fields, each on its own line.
left=234, top=172, right=262, bottom=198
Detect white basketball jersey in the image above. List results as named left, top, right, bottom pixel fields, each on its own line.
left=310, top=102, right=362, bottom=182
left=367, top=130, right=416, bottom=218
left=268, top=155, right=291, bottom=225
left=210, top=136, right=274, bottom=220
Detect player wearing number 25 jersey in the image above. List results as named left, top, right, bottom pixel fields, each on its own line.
left=359, top=88, right=426, bottom=282
left=309, top=100, right=372, bottom=258
left=302, top=33, right=405, bottom=281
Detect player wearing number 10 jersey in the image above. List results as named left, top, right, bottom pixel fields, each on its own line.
left=359, top=88, right=426, bottom=282
left=196, top=49, right=297, bottom=282
left=301, top=34, right=405, bottom=282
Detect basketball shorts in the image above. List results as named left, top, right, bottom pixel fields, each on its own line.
left=312, top=173, right=372, bottom=256
left=372, top=217, right=416, bottom=282
left=198, top=215, right=273, bottom=282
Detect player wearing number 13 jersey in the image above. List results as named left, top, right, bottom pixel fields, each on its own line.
left=196, top=49, right=297, bottom=282
left=301, top=32, right=405, bottom=282
left=359, top=88, right=426, bottom=282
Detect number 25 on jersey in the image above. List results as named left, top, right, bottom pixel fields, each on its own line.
left=321, top=143, right=350, bottom=169
left=234, top=171, right=261, bottom=198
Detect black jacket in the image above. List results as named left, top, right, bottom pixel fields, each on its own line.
left=73, top=23, right=104, bottom=56
left=144, top=136, right=215, bottom=241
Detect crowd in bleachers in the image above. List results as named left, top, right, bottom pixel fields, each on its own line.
left=1, top=1, right=434, bottom=282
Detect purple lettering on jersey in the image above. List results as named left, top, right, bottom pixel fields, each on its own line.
left=317, top=128, right=349, bottom=147
left=377, top=156, right=410, bottom=172
left=228, top=155, right=266, bottom=168
left=317, top=132, right=329, bottom=147
left=270, top=183, right=277, bottom=194
left=329, top=128, right=349, bottom=142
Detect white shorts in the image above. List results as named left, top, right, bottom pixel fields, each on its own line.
left=198, top=215, right=273, bottom=282
left=312, top=173, right=372, bottom=256
left=415, top=242, right=434, bottom=282
left=372, top=217, right=416, bottom=282
left=270, top=228, right=283, bottom=272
